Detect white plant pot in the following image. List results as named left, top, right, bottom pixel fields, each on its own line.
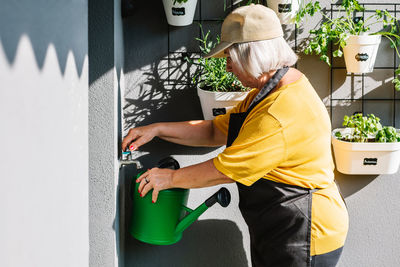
left=162, top=0, right=198, bottom=26
left=343, top=34, right=381, bottom=74
left=332, top=128, right=400, bottom=175
left=267, top=0, right=302, bottom=24
left=197, top=87, right=249, bottom=120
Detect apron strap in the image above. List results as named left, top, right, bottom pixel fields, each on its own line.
left=246, top=66, right=289, bottom=115
left=226, top=66, right=289, bottom=148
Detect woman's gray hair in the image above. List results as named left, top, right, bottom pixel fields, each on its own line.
left=228, top=37, right=298, bottom=79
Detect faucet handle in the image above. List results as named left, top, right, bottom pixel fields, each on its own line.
left=122, top=150, right=131, bottom=160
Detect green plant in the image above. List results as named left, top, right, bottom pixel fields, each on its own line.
left=335, top=113, right=400, bottom=143
left=189, top=25, right=248, bottom=92
left=173, top=0, right=188, bottom=4
left=294, top=1, right=321, bottom=26
left=303, top=0, right=400, bottom=90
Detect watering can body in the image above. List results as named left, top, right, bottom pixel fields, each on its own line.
left=129, top=157, right=231, bottom=245
left=130, top=180, right=190, bottom=245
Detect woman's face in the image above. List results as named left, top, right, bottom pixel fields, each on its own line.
left=226, top=51, right=257, bottom=88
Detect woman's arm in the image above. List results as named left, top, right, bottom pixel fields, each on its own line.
left=137, top=159, right=234, bottom=203
left=122, top=120, right=227, bottom=151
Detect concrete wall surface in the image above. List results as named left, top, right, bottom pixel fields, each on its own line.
left=1, top=0, right=398, bottom=266
left=121, top=1, right=400, bottom=267
left=89, top=0, right=124, bottom=265
left=0, top=1, right=89, bottom=267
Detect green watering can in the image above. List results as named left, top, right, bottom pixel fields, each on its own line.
left=130, top=157, right=231, bottom=245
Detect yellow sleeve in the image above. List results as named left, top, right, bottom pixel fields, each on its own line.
left=212, top=89, right=259, bottom=136
left=213, top=111, right=286, bottom=186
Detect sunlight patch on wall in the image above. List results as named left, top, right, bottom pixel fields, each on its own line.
left=0, top=34, right=89, bottom=267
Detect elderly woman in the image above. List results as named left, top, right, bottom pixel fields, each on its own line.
left=122, top=4, right=348, bottom=267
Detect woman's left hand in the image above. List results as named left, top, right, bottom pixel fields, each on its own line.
left=137, top=168, right=175, bottom=203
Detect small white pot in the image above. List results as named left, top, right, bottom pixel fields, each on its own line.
left=332, top=128, right=400, bottom=175
left=267, top=0, right=302, bottom=25
left=343, top=34, right=381, bottom=74
left=162, top=0, right=198, bottom=26
left=197, top=86, right=249, bottom=120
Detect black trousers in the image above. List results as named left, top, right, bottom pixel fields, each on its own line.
left=310, top=247, right=344, bottom=267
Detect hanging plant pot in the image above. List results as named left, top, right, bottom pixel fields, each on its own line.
left=197, top=86, right=249, bottom=120
left=162, top=0, right=198, bottom=26
left=266, top=0, right=302, bottom=25
left=332, top=128, right=400, bottom=175
left=343, top=34, right=381, bottom=74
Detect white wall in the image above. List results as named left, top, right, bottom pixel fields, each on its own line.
left=0, top=1, right=89, bottom=266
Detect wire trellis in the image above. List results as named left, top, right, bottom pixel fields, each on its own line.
left=328, top=3, right=400, bottom=127
left=166, top=1, right=400, bottom=127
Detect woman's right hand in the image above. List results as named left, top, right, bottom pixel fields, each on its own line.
left=121, top=123, right=160, bottom=152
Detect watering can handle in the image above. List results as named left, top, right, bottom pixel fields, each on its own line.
left=157, top=156, right=180, bottom=170
left=204, top=187, right=231, bottom=208
left=174, top=187, right=231, bottom=235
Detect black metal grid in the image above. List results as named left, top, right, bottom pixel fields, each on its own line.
left=166, top=1, right=399, bottom=127
left=166, top=0, right=227, bottom=86
left=166, top=0, right=269, bottom=87
left=328, top=3, right=400, bottom=127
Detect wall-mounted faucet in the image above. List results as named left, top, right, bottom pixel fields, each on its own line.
left=119, top=150, right=143, bottom=169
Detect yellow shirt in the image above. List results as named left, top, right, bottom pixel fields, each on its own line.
left=213, top=75, right=348, bottom=256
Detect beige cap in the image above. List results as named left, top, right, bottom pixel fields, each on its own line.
left=204, top=4, right=283, bottom=58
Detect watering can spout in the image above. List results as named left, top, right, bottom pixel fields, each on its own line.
left=175, top=187, right=231, bottom=235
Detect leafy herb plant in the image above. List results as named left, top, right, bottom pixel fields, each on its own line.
left=303, top=0, right=400, bottom=90
left=189, top=25, right=248, bottom=92
left=294, top=1, right=321, bottom=26
left=173, top=0, right=188, bottom=4
left=335, top=113, right=400, bottom=143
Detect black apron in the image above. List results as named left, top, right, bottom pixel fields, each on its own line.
left=226, top=67, right=317, bottom=267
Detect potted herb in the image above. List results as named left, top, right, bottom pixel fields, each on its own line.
left=235, top=0, right=307, bottom=25
left=266, top=0, right=303, bottom=25
left=332, top=113, right=400, bottom=175
left=190, top=27, right=250, bottom=120
left=303, top=0, right=400, bottom=89
left=162, top=0, right=198, bottom=26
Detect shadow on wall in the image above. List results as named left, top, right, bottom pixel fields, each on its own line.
left=118, top=164, right=248, bottom=267
left=334, top=170, right=378, bottom=198
left=124, top=219, right=248, bottom=267
left=123, top=57, right=202, bottom=130
left=0, top=0, right=87, bottom=77
left=122, top=2, right=219, bottom=157
left=122, top=52, right=218, bottom=160
left=122, top=0, right=204, bottom=131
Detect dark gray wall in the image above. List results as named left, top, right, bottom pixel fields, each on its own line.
left=121, top=1, right=249, bottom=267
left=121, top=1, right=400, bottom=267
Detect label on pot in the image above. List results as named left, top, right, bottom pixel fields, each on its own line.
left=355, top=53, right=369, bottom=62
left=172, top=7, right=185, bottom=16
left=278, top=4, right=292, bottom=13
left=363, top=158, right=377, bottom=165
left=212, top=108, right=226, bottom=116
